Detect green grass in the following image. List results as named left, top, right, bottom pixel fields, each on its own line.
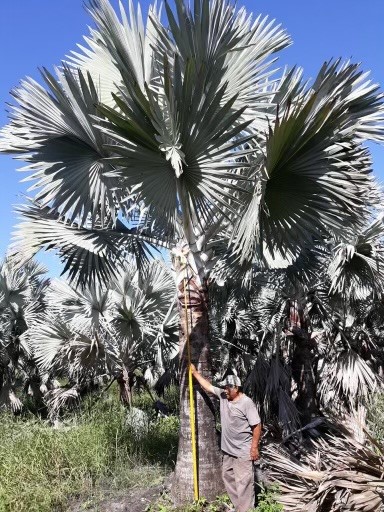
left=146, top=487, right=283, bottom=512
left=254, top=486, right=284, bottom=512
left=367, top=392, right=384, bottom=444
left=131, top=384, right=180, bottom=417
left=0, top=387, right=282, bottom=512
left=0, top=393, right=179, bottom=512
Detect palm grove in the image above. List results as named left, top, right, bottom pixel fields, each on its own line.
left=1, top=0, right=384, bottom=507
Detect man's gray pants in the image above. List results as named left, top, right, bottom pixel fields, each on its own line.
left=222, top=453, right=254, bottom=512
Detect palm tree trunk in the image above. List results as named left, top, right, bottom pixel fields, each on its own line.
left=117, top=365, right=132, bottom=407
left=291, top=336, right=317, bottom=423
left=171, top=260, right=224, bottom=504
left=288, top=300, right=317, bottom=423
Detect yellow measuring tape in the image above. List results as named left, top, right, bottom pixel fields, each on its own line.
left=182, top=257, right=199, bottom=501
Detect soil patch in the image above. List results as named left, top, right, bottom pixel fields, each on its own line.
left=68, top=480, right=168, bottom=512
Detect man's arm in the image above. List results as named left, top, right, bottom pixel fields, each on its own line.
left=190, top=364, right=215, bottom=394
left=250, top=423, right=262, bottom=461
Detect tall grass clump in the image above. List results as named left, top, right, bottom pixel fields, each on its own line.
left=0, top=392, right=179, bottom=512
left=367, top=393, right=384, bottom=444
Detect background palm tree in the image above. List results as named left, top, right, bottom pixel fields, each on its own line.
left=29, top=260, right=177, bottom=418
left=1, top=0, right=384, bottom=502
left=207, top=214, right=384, bottom=435
left=0, top=258, right=49, bottom=412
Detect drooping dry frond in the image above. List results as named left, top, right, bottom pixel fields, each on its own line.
left=264, top=428, right=384, bottom=511
left=45, top=386, right=79, bottom=421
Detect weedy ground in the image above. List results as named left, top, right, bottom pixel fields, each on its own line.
left=0, top=387, right=282, bottom=512
left=0, top=387, right=179, bottom=512
left=146, top=486, right=283, bottom=511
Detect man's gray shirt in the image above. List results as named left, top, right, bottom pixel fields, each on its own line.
left=212, top=386, right=260, bottom=458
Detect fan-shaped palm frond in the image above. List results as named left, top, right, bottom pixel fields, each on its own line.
left=29, top=316, right=74, bottom=372
left=11, top=203, right=153, bottom=286
left=234, top=61, right=384, bottom=262
left=113, top=291, right=156, bottom=342
left=29, top=311, right=118, bottom=381
left=97, top=76, right=254, bottom=228
left=0, top=259, right=32, bottom=311
left=319, top=349, right=380, bottom=409
left=84, top=0, right=162, bottom=92
left=110, top=261, right=176, bottom=356
left=89, top=0, right=290, bottom=233
left=47, top=279, right=111, bottom=330
left=1, top=67, right=123, bottom=227
left=137, top=260, right=176, bottom=313
left=254, top=286, right=286, bottom=333
left=158, top=0, right=291, bottom=125
left=329, top=216, right=384, bottom=299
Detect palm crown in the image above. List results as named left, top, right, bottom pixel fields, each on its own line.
left=1, top=0, right=383, bottom=284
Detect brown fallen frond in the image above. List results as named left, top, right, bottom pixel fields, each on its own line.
left=264, top=428, right=384, bottom=511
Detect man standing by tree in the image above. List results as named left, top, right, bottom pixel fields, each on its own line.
left=190, top=364, right=262, bottom=512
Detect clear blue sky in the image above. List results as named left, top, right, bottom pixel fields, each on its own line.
left=1, top=0, right=383, bottom=276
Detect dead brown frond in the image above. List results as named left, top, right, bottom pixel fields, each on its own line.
left=45, top=386, right=79, bottom=421
left=264, top=428, right=384, bottom=511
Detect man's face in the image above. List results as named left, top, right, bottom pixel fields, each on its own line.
left=224, top=385, right=239, bottom=401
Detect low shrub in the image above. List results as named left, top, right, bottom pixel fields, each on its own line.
left=254, top=485, right=284, bottom=512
